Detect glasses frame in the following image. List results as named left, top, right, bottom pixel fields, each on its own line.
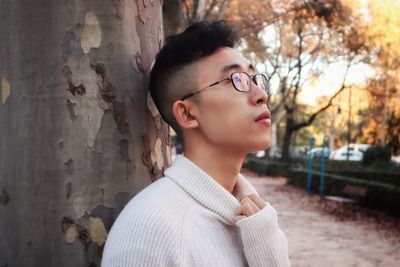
left=180, top=72, right=270, bottom=101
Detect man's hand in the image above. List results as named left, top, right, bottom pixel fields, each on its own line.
left=234, top=194, right=266, bottom=223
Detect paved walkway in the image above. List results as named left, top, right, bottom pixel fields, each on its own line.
left=243, top=171, right=400, bottom=267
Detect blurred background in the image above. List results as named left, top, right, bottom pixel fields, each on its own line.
left=167, top=0, right=400, bottom=164
left=1, top=0, right=399, bottom=266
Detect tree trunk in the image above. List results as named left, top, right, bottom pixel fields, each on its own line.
left=0, top=1, right=166, bottom=266
left=163, top=0, right=185, bottom=37
left=281, top=117, right=294, bottom=162
left=269, top=108, right=285, bottom=158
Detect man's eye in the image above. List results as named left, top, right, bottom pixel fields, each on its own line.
left=233, top=76, right=241, bottom=83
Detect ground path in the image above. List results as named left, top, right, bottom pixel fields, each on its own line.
left=242, top=170, right=400, bottom=267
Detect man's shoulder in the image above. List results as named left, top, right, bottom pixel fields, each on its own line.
left=102, top=177, right=186, bottom=266
left=129, top=176, right=187, bottom=209
left=112, top=177, right=189, bottom=228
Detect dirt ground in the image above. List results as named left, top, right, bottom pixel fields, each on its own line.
left=243, top=170, right=400, bottom=267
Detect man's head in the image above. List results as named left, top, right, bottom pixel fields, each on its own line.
left=149, top=21, right=271, bottom=154
left=149, top=21, right=237, bottom=136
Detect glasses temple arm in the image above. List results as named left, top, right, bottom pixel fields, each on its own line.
left=180, top=79, right=228, bottom=100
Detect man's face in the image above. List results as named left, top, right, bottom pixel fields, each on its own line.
left=191, top=47, right=271, bottom=154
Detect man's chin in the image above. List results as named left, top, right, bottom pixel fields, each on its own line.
left=259, top=138, right=272, bottom=149
left=247, top=141, right=271, bottom=153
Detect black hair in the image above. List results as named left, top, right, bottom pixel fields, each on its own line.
left=149, top=20, right=239, bottom=137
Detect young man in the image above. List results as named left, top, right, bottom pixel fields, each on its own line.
left=102, top=21, right=290, bottom=267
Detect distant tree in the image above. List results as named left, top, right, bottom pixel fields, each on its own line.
left=351, top=0, right=400, bottom=154
left=228, top=0, right=370, bottom=161
left=361, top=76, right=400, bottom=154
left=163, top=0, right=231, bottom=37
left=309, top=83, right=370, bottom=151
left=162, top=1, right=373, bottom=162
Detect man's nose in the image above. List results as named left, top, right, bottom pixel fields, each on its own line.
left=250, top=83, right=269, bottom=106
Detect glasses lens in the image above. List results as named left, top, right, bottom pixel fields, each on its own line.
left=253, top=74, right=269, bottom=95
left=232, top=72, right=250, bottom=92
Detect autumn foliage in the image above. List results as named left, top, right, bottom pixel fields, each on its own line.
left=163, top=0, right=400, bottom=159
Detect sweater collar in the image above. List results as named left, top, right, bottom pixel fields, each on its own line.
left=164, top=155, right=258, bottom=224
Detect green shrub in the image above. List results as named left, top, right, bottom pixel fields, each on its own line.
left=287, top=168, right=400, bottom=216
left=311, top=158, right=400, bottom=172
left=245, top=157, right=400, bottom=216
left=245, top=158, right=291, bottom=177
left=312, top=159, right=363, bottom=172
left=326, top=170, right=400, bottom=187
left=288, top=155, right=308, bottom=165
left=363, top=145, right=391, bottom=165
left=310, top=159, right=400, bottom=187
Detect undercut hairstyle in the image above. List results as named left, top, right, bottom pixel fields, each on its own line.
left=149, top=20, right=239, bottom=137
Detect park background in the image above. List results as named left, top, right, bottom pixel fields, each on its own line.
left=0, top=0, right=399, bottom=266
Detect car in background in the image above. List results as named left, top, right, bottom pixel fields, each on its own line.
left=307, top=147, right=331, bottom=158
left=255, top=150, right=266, bottom=158
left=330, top=149, right=364, bottom=161
left=330, top=143, right=371, bottom=161
left=392, top=155, right=400, bottom=165
left=250, top=149, right=282, bottom=159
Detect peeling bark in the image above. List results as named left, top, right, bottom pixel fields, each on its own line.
left=65, top=182, right=72, bottom=199
left=136, top=0, right=151, bottom=23
left=66, top=99, right=78, bottom=121
left=1, top=79, right=10, bottom=104
left=111, top=0, right=126, bottom=19
left=89, top=217, right=108, bottom=246
left=0, top=1, right=165, bottom=266
left=0, top=187, right=10, bottom=205
left=81, top=11, right=102, bottom=54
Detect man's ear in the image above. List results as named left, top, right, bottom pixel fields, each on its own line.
left=172, top=100, right=199, bottom=129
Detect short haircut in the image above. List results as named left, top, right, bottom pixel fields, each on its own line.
left=149, top=20, right=239, bottom=137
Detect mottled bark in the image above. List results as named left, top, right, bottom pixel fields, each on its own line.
left=163, top=0, right=184, bottom=37
left=0, top=1, right=166, bottom=266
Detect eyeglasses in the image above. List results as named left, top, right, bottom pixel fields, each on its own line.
left=180, top=72, right=270, bottom=101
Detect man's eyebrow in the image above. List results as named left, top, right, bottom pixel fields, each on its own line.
left=220, top=64, right=255, bottom=74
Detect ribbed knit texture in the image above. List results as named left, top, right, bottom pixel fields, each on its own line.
left=101, top=155, right=290, bottom=267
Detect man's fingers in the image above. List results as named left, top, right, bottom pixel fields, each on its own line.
left=240, top=197, right=260, bottom=213
left=246, top=194, right=266, bottom=209
left=236, top=200, right=259, bottom=217
left=239, top=194, right=266, bottom=209
left=234, top=194, right=267, bottom=223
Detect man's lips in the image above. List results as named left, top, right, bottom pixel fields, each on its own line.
left=255, top=111, right=271, bottom=123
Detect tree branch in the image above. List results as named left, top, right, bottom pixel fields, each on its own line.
left=292, top=59, right=353, bottom=131
left=204, top=0, right=218, bottom=19
left=182, top=0, right=191, bottom=23
left=292, top=24, right=304, bottom=107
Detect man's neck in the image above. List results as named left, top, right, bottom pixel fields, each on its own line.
left=184, top=145, right=245, bottom=194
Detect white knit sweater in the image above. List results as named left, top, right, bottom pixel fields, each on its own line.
left=101, top=155, right=290, bottom=267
